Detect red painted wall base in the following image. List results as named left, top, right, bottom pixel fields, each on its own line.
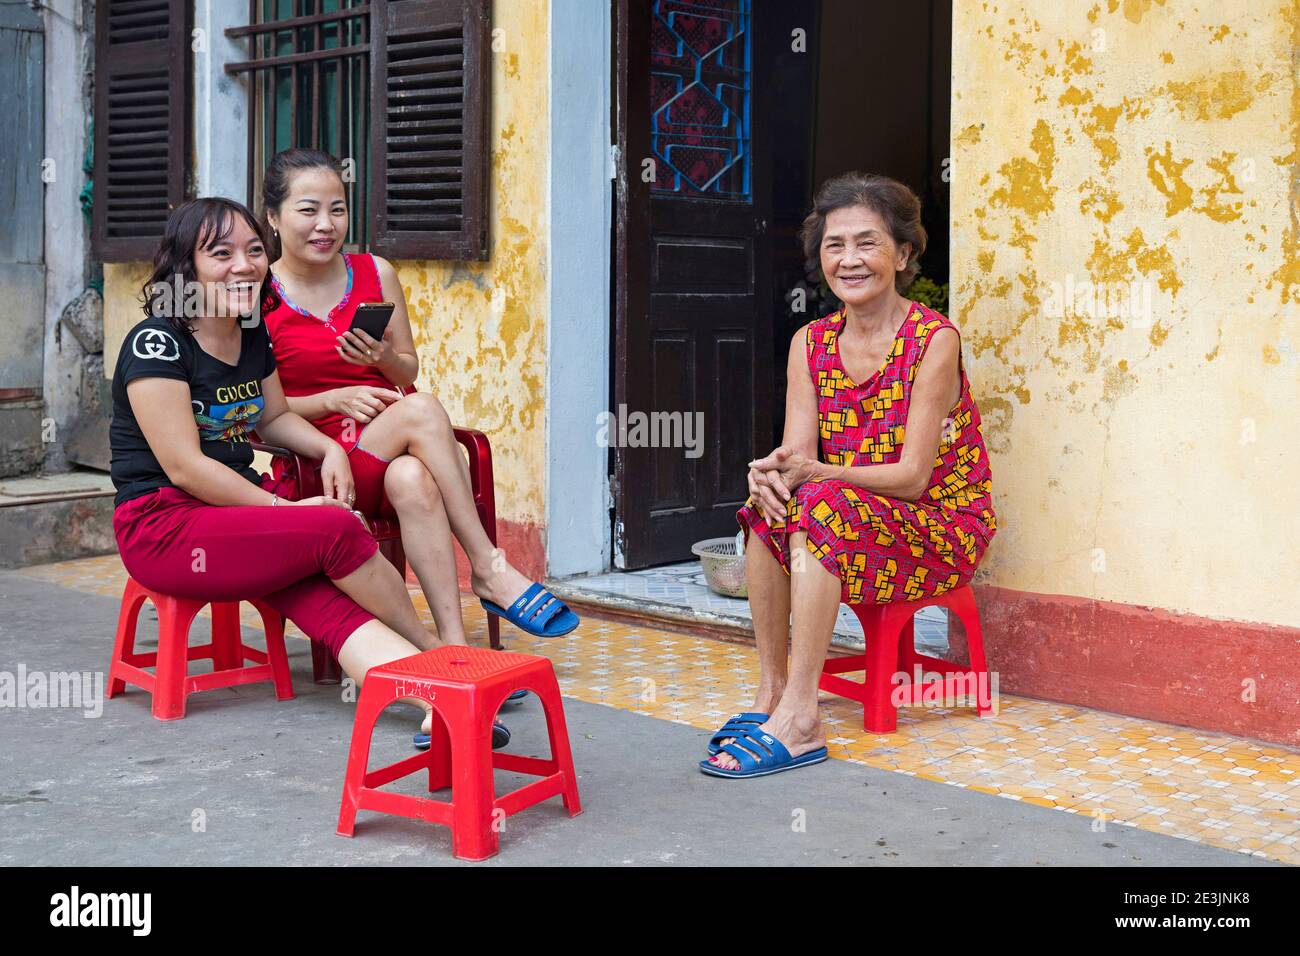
left=403, top=517, right=546, bottom=596
left=971, top=584, right=1300, bottom=750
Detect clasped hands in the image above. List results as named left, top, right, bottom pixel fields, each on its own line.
left=746, top=446, right=826, bottom=527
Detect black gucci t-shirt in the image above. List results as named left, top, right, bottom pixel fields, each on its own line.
left=110, top=317, right=278, bottom=506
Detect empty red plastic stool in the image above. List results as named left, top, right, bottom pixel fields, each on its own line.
left=107, top=576, right=294, bottom=721
left=337, top=645, right=582, bottom=861
left=820, top=584, right=993, bottom=734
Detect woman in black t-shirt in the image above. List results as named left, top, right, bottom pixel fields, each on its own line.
left=110, top=197, right=474, bottom=745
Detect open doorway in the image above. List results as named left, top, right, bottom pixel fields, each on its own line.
left=769, top=0, right=952, bottom=447
left=609, top=0, right=952, bottom=576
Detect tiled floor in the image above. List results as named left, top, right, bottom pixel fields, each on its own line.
left=555, top=561, right=950, bottom=654
left=22, top=554, right=1300, bottom=864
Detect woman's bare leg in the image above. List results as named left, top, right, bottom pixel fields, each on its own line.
left=712, top=533, right=792, bottom=753
left=357, top=393, right=538, bottom=609
left=383, top=454, right=469, bottom=645
left=709, top=531, right=838, bottom=770
left=337, top=619, right=438, bottom=734
left=332, top=550, right=439, bottom=652
left=745, top=534, right=794, bottom=711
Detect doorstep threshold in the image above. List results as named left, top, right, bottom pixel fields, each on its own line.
left=546, top=576, right=902, bottom=655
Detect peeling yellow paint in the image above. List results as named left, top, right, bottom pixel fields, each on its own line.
left=1160, top=71, right=1254, bottom=121
left=990, top=119, right=1057, bottom=217
left=1266, top=0, right=1300, bottom=303
left=1146, top=142, right=1194, bottom=216
left=389, top=0, right=551, bottom=524
left=951, top=0, right=1299, bottom=627
left=1120, top=0, right=1166, bottom=25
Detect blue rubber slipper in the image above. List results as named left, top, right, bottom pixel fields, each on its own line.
left=481, top=582, right=579, bottom=638
left=505, top=689, right=528, bottom=703
left=698, top=729, right=828, bottom=779
left=414, top=721, right=510, bottom=751
left=707, top=712, right=769, bottom=755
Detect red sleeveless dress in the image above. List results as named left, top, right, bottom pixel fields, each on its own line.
left=264, top=252, right=410, bottom=512
left=737, top=302, right=997, bottom=606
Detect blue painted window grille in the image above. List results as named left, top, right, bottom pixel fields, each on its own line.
left=650, top=0, right=752, bottom=201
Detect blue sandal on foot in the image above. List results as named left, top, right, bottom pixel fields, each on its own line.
left=706, top=712, right=769, bottom=755
left=481, top=582, right=579, bottom=638
left=414, top=721, right=511, bottom=751
left=698, top=729, right=828, bottom=779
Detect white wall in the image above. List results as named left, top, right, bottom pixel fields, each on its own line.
left=545, top=0, right=613, bottom=577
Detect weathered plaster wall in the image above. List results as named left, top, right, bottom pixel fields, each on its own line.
left=103, top=262, right=151, bottom=374
left=952, top=0, right=1299, bottom=628
left=395, top=0, right=549, bottom=552
left=102, top=0, right=551, bottom=574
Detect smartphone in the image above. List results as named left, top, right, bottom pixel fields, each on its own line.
left=349, top=301, right=395, bottom=341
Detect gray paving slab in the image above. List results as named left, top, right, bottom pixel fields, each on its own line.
left=0, top=570, right=1274, bottom=867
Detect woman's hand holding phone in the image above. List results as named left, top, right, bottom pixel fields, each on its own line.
left=327, top=384, right=403, bottom=424
left=336, top=326, right=396, bottom=368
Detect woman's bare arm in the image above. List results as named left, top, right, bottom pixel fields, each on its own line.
left=284, top=389, right=336, bottom=421
left=256, top=370, right=341, bottom=460
left=127, top=377, right=276, bottom=506
left=782, top=325, right=821, bottom=460
left=372, top=255, right=419, bottom=389
left=748, top=327, right=819, bottom=521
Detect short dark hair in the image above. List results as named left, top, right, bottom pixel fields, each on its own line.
left=261, top=147, right=347, bottom=258
left=799, top=172, right=928, bottom=291
left=140, top=197, right=280, bottom=334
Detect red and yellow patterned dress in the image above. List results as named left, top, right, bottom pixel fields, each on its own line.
left=737, top=302, right=997, bottom=606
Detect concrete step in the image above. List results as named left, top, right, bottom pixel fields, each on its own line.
left=0, top=470, right=116, bottom=569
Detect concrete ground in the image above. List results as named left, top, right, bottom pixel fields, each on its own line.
left=0, top=569, right=1273, bottom=867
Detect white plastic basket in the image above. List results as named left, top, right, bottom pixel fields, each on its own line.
left=691, top=536, right=747, bottom=599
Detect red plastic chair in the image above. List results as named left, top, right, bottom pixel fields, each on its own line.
left=107, top=577, right=294, bottom=720
left=336, top=645, right=581, bottom=860
left=819, top=585, right=994, bottom=733
left=251, top=423, right=501, bottom=684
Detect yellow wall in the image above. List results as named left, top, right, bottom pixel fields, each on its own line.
left=952, top=0, right=1299, bottom=627
left=396, top=0, right=549, bottom=529
left=103, top=0, right=550, bottom=531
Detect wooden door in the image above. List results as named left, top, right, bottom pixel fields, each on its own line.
left=613, top=0, right=772, bottom=568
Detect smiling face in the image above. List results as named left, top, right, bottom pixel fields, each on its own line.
left=266, top=166, right=349, bottom=265
left=193, top=213, right=268, bottom=318
left=819, top=205, right=911, bottom=309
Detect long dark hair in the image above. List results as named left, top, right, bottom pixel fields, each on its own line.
left=140, top=197, right=280, bottom=334
left=261, top=147, right=348, bottom=260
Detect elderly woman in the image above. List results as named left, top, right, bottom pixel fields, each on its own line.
left=702, top=173, right=997, bottom=779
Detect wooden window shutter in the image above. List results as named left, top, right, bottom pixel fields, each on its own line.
left=369, top=0, right=490, bottom=261
left=92, top=0, right=192, bottom=262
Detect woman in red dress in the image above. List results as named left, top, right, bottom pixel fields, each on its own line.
left=260, top=149, right=578, bottom=660
left=703, top=173, right=997, bottom=778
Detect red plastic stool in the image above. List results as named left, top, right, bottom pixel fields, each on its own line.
left=820, top=584, right=993, bottom=734
left=337, top=645, right=582, bottom=860
left=107, top=576, right=293, bottom=721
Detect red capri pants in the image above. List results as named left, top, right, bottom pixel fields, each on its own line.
left=112, top=474, right=378, bottom=657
